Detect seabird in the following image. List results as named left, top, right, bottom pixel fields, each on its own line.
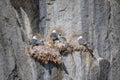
left=29, top=36, right=37, bottom=45
left=77, top=36, right=95, bottom=58
left=29, top=36, right=44, bottom=47
left=58, top=33, right=66, bottom=42
left=77, top=36, right=87, bottom=46
left=50, top=30, right=59, bottom=41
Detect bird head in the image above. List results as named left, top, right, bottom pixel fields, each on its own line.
left=77, top=36, right=83, bottom=41
left=52, top=30, right=56, bottom=33
left=32, top=36, right=37, bottom=39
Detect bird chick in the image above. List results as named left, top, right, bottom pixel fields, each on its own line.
left=58, top=33, right=66, bottom=42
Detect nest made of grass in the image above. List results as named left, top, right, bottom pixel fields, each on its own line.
left=25, top=41, right=94, bottom=64
left=26, top=45, right=62, bottom=64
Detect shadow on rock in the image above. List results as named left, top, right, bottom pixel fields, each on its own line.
left=35, top=60, right=69, bottom=75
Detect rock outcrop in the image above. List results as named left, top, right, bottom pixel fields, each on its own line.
left=0, top=0, right=120, bottom=80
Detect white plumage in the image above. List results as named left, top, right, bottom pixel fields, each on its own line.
left=32, top=36, right=37, bottom=39
left=52, top=30, right=56, bottom=33
left=29, top=36, right=38, bottom=45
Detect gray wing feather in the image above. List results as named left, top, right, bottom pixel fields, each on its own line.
left=78, top=38, right=87, bottom=45
left=36, top=40, right=44, bottom=45
left=30, top=39, right=37, bottom=45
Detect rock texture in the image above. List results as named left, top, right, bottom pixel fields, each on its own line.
left=0, top=0, right=120, bottom=80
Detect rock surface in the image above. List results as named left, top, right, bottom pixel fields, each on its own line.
left=0, top=0, right=120, bottom=80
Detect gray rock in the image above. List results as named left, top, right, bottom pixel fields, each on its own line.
left=0, top=0, right=120, bottom=80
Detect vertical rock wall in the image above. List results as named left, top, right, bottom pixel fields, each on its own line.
left=0, top=0, right=120, bottom=80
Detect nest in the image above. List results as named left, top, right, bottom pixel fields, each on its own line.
left=26, top=45, right=62, bottom=64
left=25, top=41, right=94, bottom=65
left=54, top=41, right=88, bottom=55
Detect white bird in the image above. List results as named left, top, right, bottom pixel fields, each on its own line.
left=29, top=36, right=45, bottom=47
left=77, top=36, right=95, bottom=58
left=50, top=30, right=59, bottom=41
left=29, top=36, right=37, bottom=45
left=58, top=33, right=66, bottom=42
left=77, top=36, right=87, bottom=46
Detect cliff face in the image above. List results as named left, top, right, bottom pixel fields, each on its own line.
left=0, top=0, right=120, bottom=80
